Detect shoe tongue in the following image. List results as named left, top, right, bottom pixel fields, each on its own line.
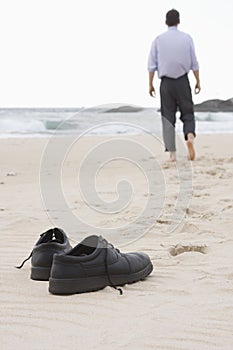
left=80, top=235, right=100, bottom=249
left=69, top=235, right=100, bottom=256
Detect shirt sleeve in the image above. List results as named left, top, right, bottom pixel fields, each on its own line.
left=190, top=37, right=199, bottom=71
left=147, top=38, right=158, bottom=72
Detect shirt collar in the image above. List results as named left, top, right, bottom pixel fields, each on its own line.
left=168, top=26, right=178, bottom=30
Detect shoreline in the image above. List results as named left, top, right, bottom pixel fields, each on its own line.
left=0, top=129, right=233, bottom=139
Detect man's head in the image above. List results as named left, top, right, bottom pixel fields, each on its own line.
left=166, top=9, right=180, bottom=27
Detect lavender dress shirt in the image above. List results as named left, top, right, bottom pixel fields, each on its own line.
left=148, top=27, right=199, bottom=79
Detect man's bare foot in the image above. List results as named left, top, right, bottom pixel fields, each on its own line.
left=168, top=152, right=176, bottom=162
left=186, top=133, right=195, bottom=160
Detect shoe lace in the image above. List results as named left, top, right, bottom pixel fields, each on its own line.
left=15, top=251, right=33, bottom=269
left=15, top=231, right=47, bottom=269
left=102, top=239, right=123, bottom=295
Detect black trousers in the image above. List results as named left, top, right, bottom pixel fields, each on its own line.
left=160, top=74, right=195, bottom=152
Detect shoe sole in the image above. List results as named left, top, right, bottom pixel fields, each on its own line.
left=31, top=266, right=51, bottom=281
left=49, top=262, right=153, bottom=295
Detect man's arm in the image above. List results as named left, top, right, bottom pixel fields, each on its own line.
left=149, top=71, right=155, bottom=97
left=148, top=39, right=158, bottom=97
left=193, top=70, right=201, bottom=94
left=189, top=37, right=201, bottom=94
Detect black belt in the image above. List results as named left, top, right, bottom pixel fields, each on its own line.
left=161, top=73, right=187, bottom=80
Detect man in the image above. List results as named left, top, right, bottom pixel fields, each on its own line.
left=148, top=9, right=200, bottom=161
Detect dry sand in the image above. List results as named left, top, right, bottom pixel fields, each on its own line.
left=1, top=134, right=233, bottom=350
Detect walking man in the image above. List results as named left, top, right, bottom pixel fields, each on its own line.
left=148, top=9, right=201, bottom=161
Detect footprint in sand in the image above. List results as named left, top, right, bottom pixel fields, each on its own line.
left=220, top=171, right=233, bottom=179
left=199, top=211, right=215, bottom=220
left=221, top=198, right=231, bottom=203
left=156, top=218, right=171, bottom=225
left=6, top=172, right=17, bottom=176
left=193, top=193, right=210, bottom=198
left=169, top=243, right=207, bottom=256
left=193, top=185, right=206, bottom=191
left=222, top=205, right=233, bottom=212
left=178, top=222, right=199, bottom=233
left=185, top=208, right=200, bottom=216
left=206, top=169, right=217, bottom=176
left=162, top=162, right=176, bottom=169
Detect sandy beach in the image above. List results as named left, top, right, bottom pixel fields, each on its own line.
left=1, top=133, right=233, bottom=350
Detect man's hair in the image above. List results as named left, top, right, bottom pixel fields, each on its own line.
left=166, top=9, right=180, bottom=26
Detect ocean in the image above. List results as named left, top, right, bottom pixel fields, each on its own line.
left=0, top=107, right=233, bottom=138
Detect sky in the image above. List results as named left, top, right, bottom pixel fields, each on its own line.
left=0, top=0, right=232, bottom=108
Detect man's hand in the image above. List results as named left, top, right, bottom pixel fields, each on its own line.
left=193, top=70, right=201, bottom=94
left=149, top=72, right=155, bottom=97
left=194, top=81, right=201, bottom=94
left=149, top=85, right=155, bottom=97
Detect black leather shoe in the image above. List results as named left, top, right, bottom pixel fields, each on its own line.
left=49, top=235, right=153, bottom=295
left=16, top=228, right=72, bottom=281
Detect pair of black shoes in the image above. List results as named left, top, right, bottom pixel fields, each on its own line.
left=17, top=228, right=153, bottom=295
